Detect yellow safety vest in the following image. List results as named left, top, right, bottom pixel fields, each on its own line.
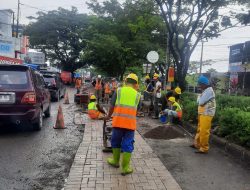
left=88, top=102, right=99, bottom=119
left=173, top=102, right=183, bottom=118
left=112, top=86, right=141, bottom=130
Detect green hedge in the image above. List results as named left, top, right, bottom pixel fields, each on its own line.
left=181, top=92, right=250, bottom=147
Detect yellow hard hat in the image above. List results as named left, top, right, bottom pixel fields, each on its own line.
left=153, top=73, right=159, bottom=79
left=126, top=73, right=138, bottom=83
left=145, top=75, right=150, bottom=80
left=174, top=87, right=182, bottom=95
left=168, top=96, right=176, bottom=103
left=90, top=95, right=97, bottom=100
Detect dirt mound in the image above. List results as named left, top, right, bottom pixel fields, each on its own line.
left=143, top=126, right=185, bottom=140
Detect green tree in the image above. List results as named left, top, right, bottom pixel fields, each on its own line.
left=155, top=0, right=250, bottom=89
left=25, top=7, right=90, bottom=72
left=83, top=0, right=166, bottom=79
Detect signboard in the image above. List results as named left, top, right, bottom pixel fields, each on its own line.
left=27, top=52, right=45, bottom=65
left=0, top=37, right=14, bottom=57
left=229, top=43, right=244, bottom=64
left=143, top=63, right=152, bottom=74
left=0, top=56, right=22, bottom=65
left=146, top=51, right=159, bottom=63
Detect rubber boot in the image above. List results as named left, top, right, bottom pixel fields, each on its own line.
left=121, top=152, right=133, bottom=176
left=107, top=148, right=120, bottom=168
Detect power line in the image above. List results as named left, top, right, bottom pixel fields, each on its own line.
left=0, top=22, right=13, bottom=26
left=19, top=3, right=48, bottom=12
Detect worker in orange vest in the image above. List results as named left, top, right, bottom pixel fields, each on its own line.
left=75, top=77, right=82, bottom=94
left=95, top=75, right=103, bottom=103
left=111, top=78, right=117, bottom=96
left=104, top=81, right=111, bottom=104
left=88, top=95, right=106, bottom=119
left=105, top=73, right=141, bottom=175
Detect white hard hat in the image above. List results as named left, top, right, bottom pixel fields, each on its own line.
left=98, top=75, right=101, bottom=78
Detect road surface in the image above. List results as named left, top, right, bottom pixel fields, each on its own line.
left=138, top=118, right=250, bottom=190
left=0, top=88, right=83, bottom=190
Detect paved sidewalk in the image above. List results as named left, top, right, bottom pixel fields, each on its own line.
left=64, top=116, right=182, bottom=190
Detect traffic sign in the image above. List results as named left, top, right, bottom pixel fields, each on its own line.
left=146, top=51, right=159, bottom=63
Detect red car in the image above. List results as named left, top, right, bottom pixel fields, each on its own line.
left=0, top=64, right=51, bottom=130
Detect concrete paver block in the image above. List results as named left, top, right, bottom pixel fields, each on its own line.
left=64, top=117, right=182, bottom=190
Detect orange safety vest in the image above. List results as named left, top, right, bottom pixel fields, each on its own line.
left=111, top=82, right=117, bottom=91
left=88, top=102, right=99, bottom=119
left=112, top=86, right=141, bottom=131
left=95, top=79, right=102, bottom=90
left=105, top=83, right=111, bottom=94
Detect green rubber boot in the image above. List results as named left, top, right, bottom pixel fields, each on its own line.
left=121, top=152, right=133, bottom=176
left=107, top=148, right=120, bottom=168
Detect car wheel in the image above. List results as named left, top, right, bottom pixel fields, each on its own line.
left=33, top=109, right=43, bottom=131
left=44, top=104, right=51, bottom=118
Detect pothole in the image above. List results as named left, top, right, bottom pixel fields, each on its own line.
left=143, top=126, right=185, bottom=140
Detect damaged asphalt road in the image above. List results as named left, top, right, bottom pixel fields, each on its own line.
left=0, top=88, right=83, bottom=190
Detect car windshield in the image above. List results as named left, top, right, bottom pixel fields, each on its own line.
left=0, top=70, right=29, bottom=90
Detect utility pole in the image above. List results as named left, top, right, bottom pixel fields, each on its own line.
left=199, top=40, right=204, bottom=75
left=16, top=0, right=20, bottom=38
left=12, top=12, right=15, bottom=37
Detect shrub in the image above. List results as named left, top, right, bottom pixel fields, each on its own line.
left=181, top=92, right=250, bottom=147
left=217, top=108, right=250, bottom=147
left=181, top=93, right=198, bottom=123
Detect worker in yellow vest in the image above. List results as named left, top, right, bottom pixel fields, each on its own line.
left=161, top=97, right=182, bottom=125
left=88, top=95, right=106, bottom=119
left=105, top=73, right=141, bottom=175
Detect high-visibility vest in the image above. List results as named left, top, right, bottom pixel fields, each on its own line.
left=112, top=86, right=141, bottom=131
left=95, top=79, right=102, bottom=90
left=111, top=82, right=117, bottom=91
left=88, top=102, right=99, bottom=119
left=173, top=102, right=182, bottom=119
left=105, top=83, right=111, bottom=94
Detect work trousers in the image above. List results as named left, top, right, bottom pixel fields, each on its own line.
left=95, top=89, right=102, bottom=103
left=163, top=109, right=178, bottom=123
left=111, top=127, right=135, bottom=153
left=194, top=115, right=213, bottom=152
left=153, top=97, right=161, bottom=118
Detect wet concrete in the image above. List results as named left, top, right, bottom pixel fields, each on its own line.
left=137, top=118, right=250, bottom=190
left=0, top=87, right=83, bottom=190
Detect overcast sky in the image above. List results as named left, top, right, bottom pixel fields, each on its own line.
left=1, top=0, right=250, bottom=72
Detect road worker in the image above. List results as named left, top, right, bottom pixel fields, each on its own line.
left=87, top=95, right=106, bottom=119
left=152, top=73, right=162, bottom=119
left=161, top=97, right=182, bottom=125
left=95, top=75, right=103, bottom=103
left=105, top=73, right=141, bottom=175
left=166, top=87, right=182, bottom=102
left=190, top=75, right=216, bottom=154
left=75, top=77, right=82, bottom=94
left=104, top=81, right=111, bottom=104
left=162, top=86, right=182, bottom=112
left=111, top=78, right=118, bottom=96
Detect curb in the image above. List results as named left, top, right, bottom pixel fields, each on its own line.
left=183, top=123, right=250, bottom=166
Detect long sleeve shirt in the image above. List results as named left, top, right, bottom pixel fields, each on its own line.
left=197, top=87, right=216, bottom=116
